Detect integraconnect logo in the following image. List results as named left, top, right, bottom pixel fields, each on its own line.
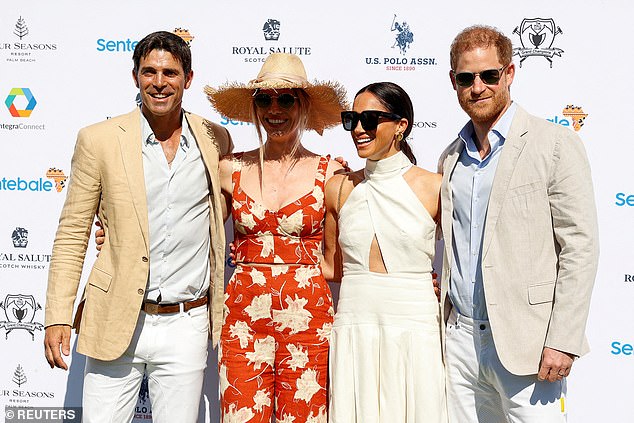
left=0, top=294, right=43, bottom=340
left=512, top=18, right=564, bottom=68
left=1, top=364, right=54, bottom=405
left=0, top=16, right=59, bottom=64
left=232, top=18, right=311, bottom=63
left=4, top=88, right=36, bottom=117
left=0, top=168, right=66, bottom=193
left=364, top=14, right=437, bottom=72
left=547, top=105, right=588, bottom=132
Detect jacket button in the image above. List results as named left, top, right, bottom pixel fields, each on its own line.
left=137, top=289, right=144, bottom=295
left=142, top=256, right=149, bottom=262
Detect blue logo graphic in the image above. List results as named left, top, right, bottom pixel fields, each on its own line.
left=611, top=341, right=633, bottom=356
left=391, top=14, right=413, bottom=55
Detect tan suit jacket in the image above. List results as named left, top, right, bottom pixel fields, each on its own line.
left=45, top=108, right=233, bottom=361
left=438, top=105, right=599, bottom=375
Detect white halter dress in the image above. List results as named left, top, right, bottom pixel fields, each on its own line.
left=329, top=151, right=447, bottom=423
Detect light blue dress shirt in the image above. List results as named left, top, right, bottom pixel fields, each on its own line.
left=141, top=112, right=211, bottom=303
left=449, top=102, right=517, bottom=320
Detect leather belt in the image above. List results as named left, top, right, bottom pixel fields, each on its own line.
left=142, top=296, right=208, bottom=315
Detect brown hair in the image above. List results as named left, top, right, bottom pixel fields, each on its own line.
left=450, top=25, right=513, bottom=70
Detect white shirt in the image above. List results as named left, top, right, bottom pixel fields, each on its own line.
left=141, top=112, right=211, bottom=303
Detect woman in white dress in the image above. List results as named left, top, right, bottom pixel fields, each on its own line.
left=322, top=82, right=447, bottom=423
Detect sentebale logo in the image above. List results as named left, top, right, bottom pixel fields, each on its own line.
left=5, top=88, right=37, bottom=117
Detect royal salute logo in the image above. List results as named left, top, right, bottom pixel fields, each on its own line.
left=364, top=14, right=437, bottom=72
left=173, top=27, right=194, bottom=46
left=512, top=18, right=564, bottom=67
left=0, top=16, right=59, bottom=63
left=547, top=104, right=588, bottom=132
left=0, top=294, right=44, bottom=340
left=263, top=19, right=281, bottom=41
left=1, top=225, right=52, bottom=271
left=231, top=18, right=312, bottom=63
left=11, top=228, right=28, bottom=248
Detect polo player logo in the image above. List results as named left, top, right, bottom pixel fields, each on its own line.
left=11, top=227, right=28, bottom=248
left=391, top=14, right=413, bottom=55
left=512, top=18, right=564, bottom=67
left=0, top=294, right=44, bottom=340
left=263, top=19, right=280, bottom=41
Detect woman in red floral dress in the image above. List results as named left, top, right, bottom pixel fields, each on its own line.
left=205, top=53, right=347, bottom=422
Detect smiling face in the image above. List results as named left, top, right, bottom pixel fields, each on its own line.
left=254, top=88, right=303, bottom=141
left=451, top=46, right=514, bottom=129
left=350, top=91, right=408, bottom=161
left=133, top=49, right=193, bottom=121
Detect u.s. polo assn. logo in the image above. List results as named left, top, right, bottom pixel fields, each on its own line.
left=0, top=294, right=44, bottom=340
left=512, top=18, right=564, bottom=67
left=391, top=14, right=413, bottom=55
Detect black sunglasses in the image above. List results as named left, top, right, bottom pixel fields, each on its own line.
left=452, top=65, right=508, bottom=87
left=341, top=110, right=402, bottom=131
left=253, top=92, right=297, bottom=109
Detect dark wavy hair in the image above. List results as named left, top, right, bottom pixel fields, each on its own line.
left=133, top=31, right=192, bottom=75
left=354, top=82, right=416, bottom=164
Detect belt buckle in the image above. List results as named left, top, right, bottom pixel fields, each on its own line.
left=144, top=302, right=160, bottom=315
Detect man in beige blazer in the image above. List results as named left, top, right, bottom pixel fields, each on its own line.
left=438, top=25, right=599, bottom=422
left=44, top=31, right=232, bottom=422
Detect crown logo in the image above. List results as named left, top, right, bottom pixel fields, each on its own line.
left=11, top=227, right=28, bottom=248
left=46, top=168, right=67, bottom=192
left=262, top=19, right=280, bottom=41
left=173, top=28, right=194, bottom=46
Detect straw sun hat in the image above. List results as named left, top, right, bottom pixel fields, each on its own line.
left=204, top=53, right=348, bottom=135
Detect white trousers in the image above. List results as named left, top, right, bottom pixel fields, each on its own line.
left=82, top=304, right=209, bottom=423
left=445, top=310, right=566, bottom=423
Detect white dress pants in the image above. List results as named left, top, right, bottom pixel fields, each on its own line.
left=445, top=310, right=566, bottom=423
left=82, top=304, right=209, bottom=423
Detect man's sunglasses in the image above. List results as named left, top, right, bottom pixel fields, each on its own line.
left=341, top=110, right=402, bottom=131
left=452, top=65, right=508, bottom=87
left=253, top=92, right=297, bottom=109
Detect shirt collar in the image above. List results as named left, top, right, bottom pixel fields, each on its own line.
left=141, top=110, right=190, bottom=150
left=458, top=101, right=517, bottom=161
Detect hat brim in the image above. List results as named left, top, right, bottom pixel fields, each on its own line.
left=204, top=80, right=348, bottom=135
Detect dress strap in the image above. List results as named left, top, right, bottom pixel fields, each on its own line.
left=231, top=152, right=244, bottom=196
left=314, top=154, right=331, bottom=191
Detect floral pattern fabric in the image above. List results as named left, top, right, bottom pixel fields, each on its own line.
left=220, top=154, right=333, bottom=423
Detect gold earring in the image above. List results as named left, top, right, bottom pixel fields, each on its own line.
left=395, top=133, right=403, bottom=142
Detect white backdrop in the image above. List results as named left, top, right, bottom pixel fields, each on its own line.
left=1, top=0, right=632, bottom=421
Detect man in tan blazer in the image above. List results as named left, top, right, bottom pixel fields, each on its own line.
left=44, top=31, right=232, bottom=422
left=438, top=25, right=598, bottom=422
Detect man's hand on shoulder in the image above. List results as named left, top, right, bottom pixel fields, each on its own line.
left=538, top=347, right=575, bottom=382
left=44, top=324, right=71, bottom=370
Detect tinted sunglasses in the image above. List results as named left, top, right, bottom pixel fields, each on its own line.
left=452, top=65, right=508, bottom=87
left=341, top=110, right=402, bottom=131
left=253, top=92, right=297, bottom=109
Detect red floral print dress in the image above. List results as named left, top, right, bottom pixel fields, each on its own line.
left=219, top=154, right=333, bottom=423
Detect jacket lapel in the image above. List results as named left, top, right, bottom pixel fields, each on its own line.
left=481, top=106, right=530, bottom=259
left=117, top=108, right=149, bottom=249
left=441, top=139, right=463, bottom=264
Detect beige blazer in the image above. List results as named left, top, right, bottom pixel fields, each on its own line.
left=438, top=105, right=599, bottom=375
left=45, top=108, right=233, bottom=361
